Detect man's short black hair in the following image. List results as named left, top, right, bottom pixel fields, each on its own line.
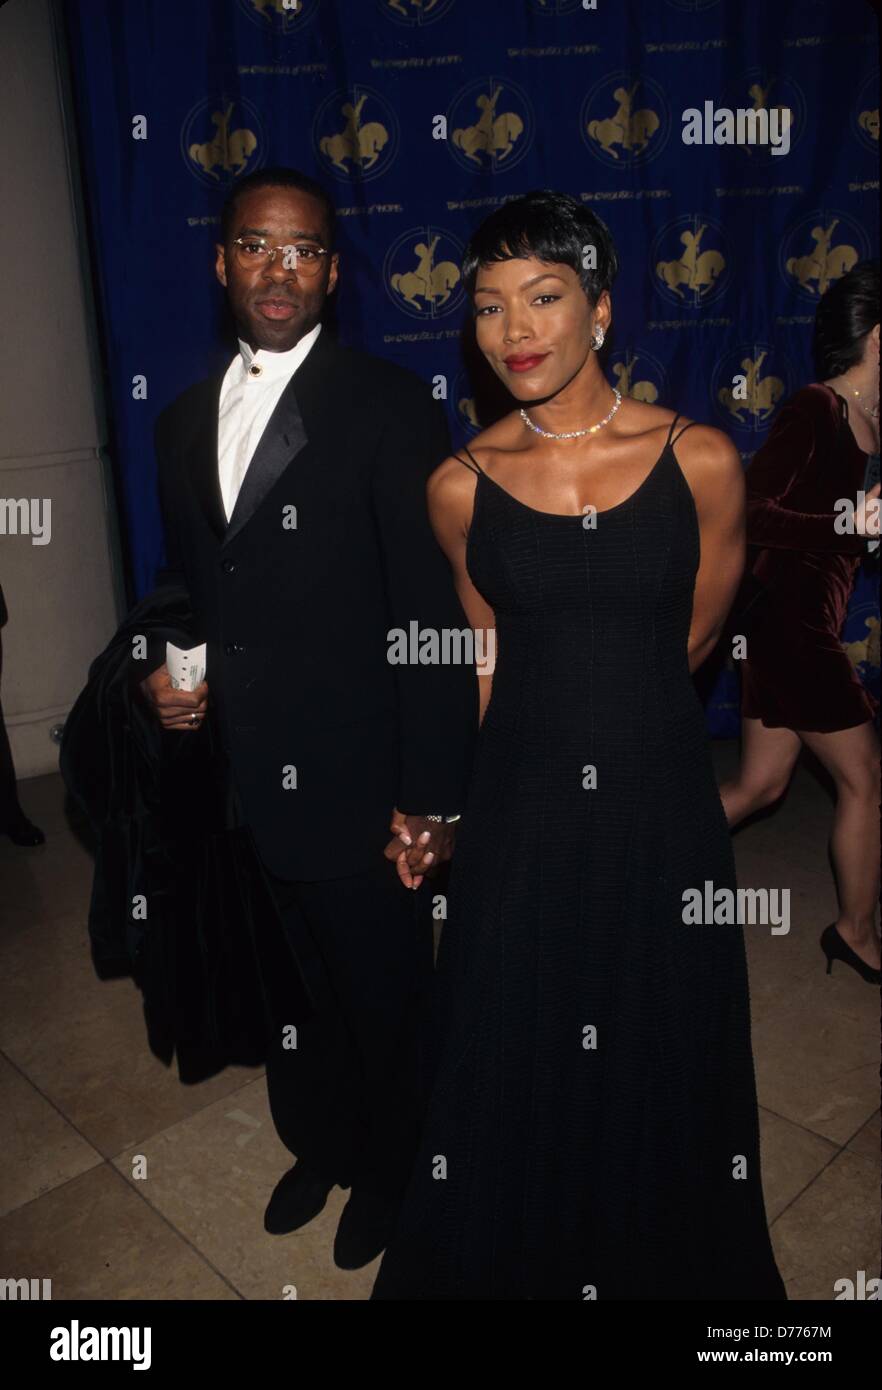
left=461, top=190, right=619, bottom=305
left=220, top=166, right=336, bottom=249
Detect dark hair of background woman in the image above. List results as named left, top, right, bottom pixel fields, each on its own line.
left=813, top=259, right=880, bottom=379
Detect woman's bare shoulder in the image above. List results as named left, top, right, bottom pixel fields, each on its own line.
left=453, top=411, right=522, bottom=468
left=427, top=451, right=480, bottom=533
left=674, top=417, right=740, bottom=458
left=429, top=412, right=521, bottom=498
left=666, top=418, right=744, bottom=520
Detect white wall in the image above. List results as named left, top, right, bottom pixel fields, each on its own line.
left=0, top=0, right=121, bottom=779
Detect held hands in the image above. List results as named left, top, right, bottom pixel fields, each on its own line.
left=139, top=662, right=209, bottom=730
left=384, top=808, right=457, bottom=890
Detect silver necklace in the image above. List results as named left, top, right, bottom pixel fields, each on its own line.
left=520, top=388, right=623, bottom=440
left=836, top=368, right=880, bottom=422
left=846, top=384, right=880, bottom=423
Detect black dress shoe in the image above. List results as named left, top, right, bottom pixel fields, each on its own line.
left=333, top=1188, right=400, bottom=1270
left=264, top=1160, right=335, bottom=1235
left=1, top=815, right=45, bottom=847
left=820, top=923, right=882, bottom=985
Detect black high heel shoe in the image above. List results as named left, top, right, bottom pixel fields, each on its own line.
left=820, top=923, right=881, bottom=985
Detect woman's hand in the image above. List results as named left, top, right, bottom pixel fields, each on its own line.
left=384, top=808, right=457, bottom=890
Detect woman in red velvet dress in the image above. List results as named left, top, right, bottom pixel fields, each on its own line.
left=720, top=261, right=880, bottom=983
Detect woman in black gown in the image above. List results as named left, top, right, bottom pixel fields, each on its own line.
left=372, top=191, right=786, bottom=1300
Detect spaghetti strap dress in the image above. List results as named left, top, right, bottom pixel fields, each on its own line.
left=371, top=414, right=787, bottom=1301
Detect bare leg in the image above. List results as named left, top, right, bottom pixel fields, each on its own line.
left=798, top=721, right=881, bottom=971
left=719, top=717, right=802, bottom=829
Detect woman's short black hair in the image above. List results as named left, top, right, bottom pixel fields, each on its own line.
left=220, top=166, right=336, bottom=249
left=461, top=190, right=619, bottom=305
left=813, top=259, right=879, bottom=378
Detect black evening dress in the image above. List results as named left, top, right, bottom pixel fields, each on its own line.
left=371, top=413, right=786, bottom=1301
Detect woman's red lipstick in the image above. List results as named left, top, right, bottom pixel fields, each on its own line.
left=504, top=353, right=549, bottom=373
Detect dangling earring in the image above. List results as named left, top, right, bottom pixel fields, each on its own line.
left=591, top=327, right=605, bottom=351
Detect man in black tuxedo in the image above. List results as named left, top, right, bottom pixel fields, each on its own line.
left=138, top=167, right=477, bottom=1269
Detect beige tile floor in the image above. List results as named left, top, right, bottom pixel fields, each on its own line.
left=0, top=750, right=878, bottom=1301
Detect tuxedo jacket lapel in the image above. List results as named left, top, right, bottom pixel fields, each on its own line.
left=187, top=328, right=338, bottom=548
left=223, top=384, right=309, bottom=546
left=188, top=376, right=227, bottom=541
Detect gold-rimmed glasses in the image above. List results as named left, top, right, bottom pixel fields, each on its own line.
left=230, top=236, right=330, bottom=277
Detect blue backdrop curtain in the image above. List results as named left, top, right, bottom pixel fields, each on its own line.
left=62, top=0, right=879, bottom=735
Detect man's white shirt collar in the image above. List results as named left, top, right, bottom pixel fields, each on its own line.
left=236, top=321, right=322, bottom=382
left=217, top=323, right=322, bottom=523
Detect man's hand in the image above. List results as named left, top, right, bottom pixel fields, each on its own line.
left=383, top=808, right=457, bottom=890
left=139, top=662, right=209, bottom=730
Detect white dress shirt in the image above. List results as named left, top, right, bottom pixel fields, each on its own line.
left=217, top=322, right=322, bottom=522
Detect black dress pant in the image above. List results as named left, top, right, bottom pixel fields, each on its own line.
left=259, top=855, right=436, bottom=1201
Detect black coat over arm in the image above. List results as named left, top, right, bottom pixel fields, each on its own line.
left=60, top=583, right=313, bottom=1083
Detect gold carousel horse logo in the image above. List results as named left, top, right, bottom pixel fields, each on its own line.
left=452, top=369, right=480, bottom=433
left=380, top=0, right=455, bottom=23
left=716, top=351, right=786, bottom=426
left=447, top=78, right=533, bottom=172
left=783, top=218, right=860, bottom=298
left=738, top=75, right=800, bottom=159
left=458, top=394, right=480, bottom=432
left=384, top=228, right=464, bottom=319
left=844, top=616, right=880, bottom=674
left=314, top=88, right=397, bottom=180
left=581, top=75, right=668, bottom=165
left=853, top=71, right=878, bottom=152
left=653, top=218, right=728, bottom=304
left=527, top=0, right=587, bottom=15
left=608, top=350, right=667, bottom=405
left=237, top=0, right=319, bottom=31
left=181, top=98, right=263, bottom=186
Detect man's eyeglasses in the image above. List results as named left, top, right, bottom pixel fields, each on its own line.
left=231, top=237, right=330, bottom=277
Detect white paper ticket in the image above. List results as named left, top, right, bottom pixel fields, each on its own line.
left=166, top=641, right=206, bottom=691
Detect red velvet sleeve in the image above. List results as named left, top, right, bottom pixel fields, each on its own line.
left=745, top=397, right=866, bottom=553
